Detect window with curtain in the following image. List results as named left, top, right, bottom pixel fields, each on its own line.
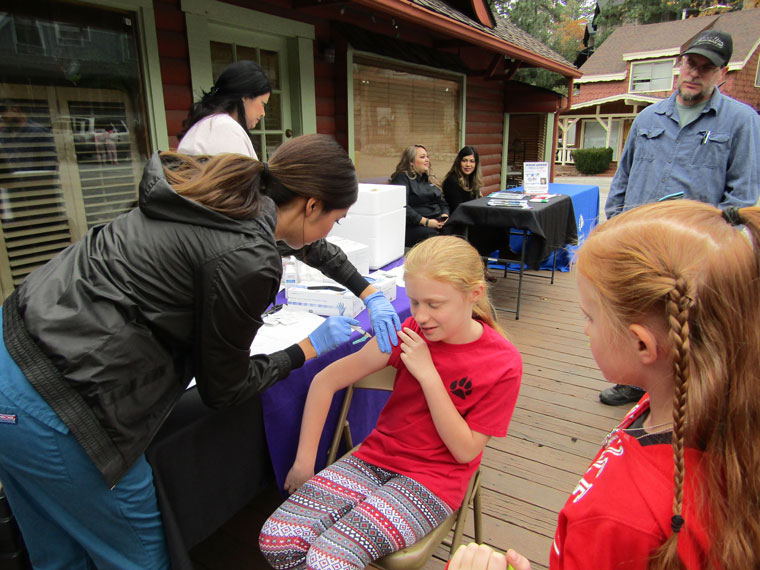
left=630, top=60, right=674, bottom=93
left=352, top=58, right=462, bottom=181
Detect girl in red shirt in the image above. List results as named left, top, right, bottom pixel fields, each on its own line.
left=447, top=201, right=760, bottom=570
left=259, top=235, right=522, bottom=570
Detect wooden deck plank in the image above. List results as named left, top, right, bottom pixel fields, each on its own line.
left=190, top=270, right=630, bottom=570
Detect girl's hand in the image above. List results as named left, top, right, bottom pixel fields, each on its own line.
left=447, top=544, right=529, bottom=570
left=430, top=218, right=445, bottom=230
left=505, top=549, right=530, bottom=570
left=398, top=327, right=437, bottom=383
left=283, top=462, right=314, bottom=494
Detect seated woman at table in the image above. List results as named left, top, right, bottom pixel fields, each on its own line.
left=0, top=134, right=401, bottom=570
left=442, top=146, right=482, bottom=215
left=445, top=201, right=760, bottom=570
left=260, top=235, right=523, bottom=570
left=389, top=144, right=449, bottom=247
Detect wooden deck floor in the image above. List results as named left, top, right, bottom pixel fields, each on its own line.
left=190, top=269, right=629, bottom=570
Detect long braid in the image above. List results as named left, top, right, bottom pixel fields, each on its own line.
left=650, top=277, right=692, bottom=570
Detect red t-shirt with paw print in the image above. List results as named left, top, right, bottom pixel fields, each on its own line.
left=353, top=317, right=522, bottom=509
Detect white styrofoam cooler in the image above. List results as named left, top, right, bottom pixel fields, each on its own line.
left=329, top=183, right=406, bottom=269
left=352, top=183, right=406, bottom=215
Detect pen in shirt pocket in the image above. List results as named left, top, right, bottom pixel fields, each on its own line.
left=701, top=130, right=711, bottom=145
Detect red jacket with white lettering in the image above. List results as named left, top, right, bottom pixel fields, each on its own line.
left=550, top=396, right=710, bottom=569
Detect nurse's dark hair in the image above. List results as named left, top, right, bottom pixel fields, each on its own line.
left=177, top=60, right=271, bottom=141
left=161, top=134, right=357, bottom=219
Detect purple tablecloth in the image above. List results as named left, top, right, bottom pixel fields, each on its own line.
left=261, top=258, right=410, bottom=495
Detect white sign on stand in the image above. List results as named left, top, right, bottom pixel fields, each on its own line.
left=523, top=162, right=550, bottom=194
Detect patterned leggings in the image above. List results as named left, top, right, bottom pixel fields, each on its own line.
left=259, top=455, right=453, bottom=570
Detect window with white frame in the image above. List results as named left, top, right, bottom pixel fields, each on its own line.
left=352, top=56, right=463, bottom=180
left=755, top=57, right=760, bottom=87
left=630, top=60, right=674, bottom=93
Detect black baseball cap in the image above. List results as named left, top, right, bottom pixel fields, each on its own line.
left=682, top=30, right=733, bottom=68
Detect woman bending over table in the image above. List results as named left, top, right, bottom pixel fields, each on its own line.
left=0, top=135, right=390, bottom=569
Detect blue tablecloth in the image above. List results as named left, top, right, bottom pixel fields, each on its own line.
left=261, top=259, right=410, bottom=495
left=501, top=183, right=599, bottom=271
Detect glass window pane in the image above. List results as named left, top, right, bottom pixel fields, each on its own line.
left=265, top=134, right=283, bottom=160
left=0, top=1, right=152, bottom=294
left=260, top=50, right=280, bottom=90
left=353, top=62, right=461, bottom=180
left=264, top=93, right=282, bottom=131
left=251, top=134, right=262, bottom=159
left=211, top=41, right=234, bottom=80
left=236, top=45, right=257, bottom=64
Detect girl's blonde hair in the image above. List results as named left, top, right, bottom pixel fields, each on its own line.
left=575, top=200, right=760, bottom=569
left=404, top=235, right=505, bottom=337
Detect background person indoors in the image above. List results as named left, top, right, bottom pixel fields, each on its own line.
left=0, top=135, right=369, bottom=569
left=177, top=60, right=400, bottom=353
left=446, top=200, right=760, bottom=570
left=177, top=60, right=270, bottom=160
left=442, top=146, right=483, bottom=215
left=600, top=29, right=760, bottom=406
left=390, top=144, right=449, bottom=247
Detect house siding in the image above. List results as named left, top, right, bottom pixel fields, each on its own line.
left=723, top=47, right=760, bottom=111
left=155, top=0, right=192, bottom=149
left=464, top=77, right=505, bottom=195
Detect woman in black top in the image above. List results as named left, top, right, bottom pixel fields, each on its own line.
left=389, top=144, right=449, bottom=247
left=442, top=146, right=483, bottom=215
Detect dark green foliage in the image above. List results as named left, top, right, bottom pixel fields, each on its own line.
left=572, top=147, right=613, bottom=174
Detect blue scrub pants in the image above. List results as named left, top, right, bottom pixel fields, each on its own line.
left=0, top=313, right=170, bottom=570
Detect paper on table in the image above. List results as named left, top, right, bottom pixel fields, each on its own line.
left=186, top=309, right=326, bottom=390
left=251, top=308, right=325, bottom=355
left=371, top=264, right=406, bottom=288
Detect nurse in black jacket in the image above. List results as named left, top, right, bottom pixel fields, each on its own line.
left=442, top=146, right=483, bottom=215
left=0, top=135, right=390, bottom=569
left=389, top=144, right=449, bottom=247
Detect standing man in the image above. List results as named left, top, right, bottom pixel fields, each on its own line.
left=600, top=29, right=760, bottom=406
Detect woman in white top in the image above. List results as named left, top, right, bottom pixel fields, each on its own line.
left=178, top=60, right=270, bottom=159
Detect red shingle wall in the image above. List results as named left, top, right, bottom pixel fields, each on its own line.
left=722, top=48, right=760, bottom=112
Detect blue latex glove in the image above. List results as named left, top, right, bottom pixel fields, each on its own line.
left=308, top=315, right=360, bottom=356
left=364, top=291, right=401, bottom=354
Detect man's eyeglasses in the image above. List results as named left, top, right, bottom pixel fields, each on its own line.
left=680, top=56, right=719, bottom=75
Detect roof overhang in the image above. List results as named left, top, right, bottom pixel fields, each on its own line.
left=622, top=48, right=681, bottom=61
left=575, top=72, right=627, bottom=83
left=351, top=0, right=582, bottom=78
left=567, top=93, right=663, bottom=111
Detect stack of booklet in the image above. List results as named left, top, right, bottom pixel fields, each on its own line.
left=487, top=190, right=530, bottom=208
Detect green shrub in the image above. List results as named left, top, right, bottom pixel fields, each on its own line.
left=572, top=147, right=613, bottom=175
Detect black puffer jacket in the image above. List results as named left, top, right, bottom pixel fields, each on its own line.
left=3, top=153, right=367, bottom=486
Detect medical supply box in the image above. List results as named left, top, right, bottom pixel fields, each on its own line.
left=284, top=272, right=397, bottom=317
left=328, top=183, right=405, bottom=269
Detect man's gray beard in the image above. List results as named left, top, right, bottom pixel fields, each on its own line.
left=678, top=85, right=709, bottom=104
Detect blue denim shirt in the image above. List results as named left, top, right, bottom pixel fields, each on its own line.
left=605, top=89, right=760, bottom=218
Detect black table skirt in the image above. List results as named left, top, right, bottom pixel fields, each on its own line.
left=448, top=195, right=578, bottom=268
left=146, top=388, right=274, bottom=570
